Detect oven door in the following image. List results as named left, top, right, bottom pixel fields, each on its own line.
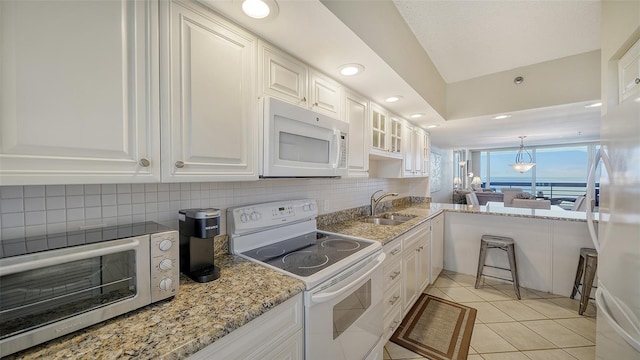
left=305, top=252, right=385, bottom=360
left=0, top=235, right=151, bottom=357
left=263, top=97, right=348, bottom=177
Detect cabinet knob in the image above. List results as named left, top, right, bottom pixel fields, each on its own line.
left=635, top=78, right=640, bottom=85
left=301, top=97, right=307, bottom=102
left=175, top=161, right=185, bottom=168
left=139, top=158, right=151, bottom=167
left=314, top=102, right=318, bottom=107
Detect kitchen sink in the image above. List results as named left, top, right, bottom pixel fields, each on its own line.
left=360, top=213, right=417, bottom=226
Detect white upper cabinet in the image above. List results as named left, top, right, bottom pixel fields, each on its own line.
left=309, top=69, right=342, bottom=119
left=0, top=0, right=160, bottom=185
left=160, top=0, right=258, bottom=182
left=344, top=90, right=370, bottom=177
left=370, top=104, right=402, bottom=159
left=259, top=42, right=342, bottom=120
left=403, top=125, right=428, bottom=177
left=618, top=38, right=640, bottom=104
left=260, top=43, right=308, bottom=107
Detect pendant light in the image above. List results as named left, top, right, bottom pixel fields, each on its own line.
left=510, top=136, right=536, bottom=173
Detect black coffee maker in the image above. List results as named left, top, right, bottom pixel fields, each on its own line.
left=178, top=208, right=221, bottom=283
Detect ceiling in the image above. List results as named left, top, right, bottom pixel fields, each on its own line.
left=199, top=0, right=603, bottom=150
left=393, top=0, right=602, bottom=83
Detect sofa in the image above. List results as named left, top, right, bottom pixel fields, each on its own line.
left=454, top=189, right=503, bottom=205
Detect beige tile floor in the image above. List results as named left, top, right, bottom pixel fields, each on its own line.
left=383, top=270, right=597, bottom=360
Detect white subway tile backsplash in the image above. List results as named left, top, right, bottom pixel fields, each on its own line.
left=25, top=225, right=47, bottom=237
left=25, top=211, right=46, bottom=226
left=1, top=186, right=23, bottom=199
left=2, top=213, right=24, bottom=227
left=46, top=196, right=66, bottom=210
left=46, top=223, right=66, bottom=234
left=2, top=227, right=25, bottom=239
left=1, top=178, right=428, bottom=237
left=2, top=198, right=24, bottom=213
left=46, top=185, right=65, bottom=196
left=24, top=185, right=45, bottom=198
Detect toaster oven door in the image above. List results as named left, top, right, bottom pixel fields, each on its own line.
left=0, top=235, right=151, bottom=357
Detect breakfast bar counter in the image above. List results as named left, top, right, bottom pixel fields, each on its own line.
left=6, top=255, right=305, bottom=360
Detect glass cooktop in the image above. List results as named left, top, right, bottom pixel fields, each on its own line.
left=241, top=232, right=375, bottom=277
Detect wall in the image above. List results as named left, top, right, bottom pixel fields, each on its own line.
left=0, top=177, right=428, bottom=240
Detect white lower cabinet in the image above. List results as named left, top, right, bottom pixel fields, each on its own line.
left=188, top=294, right=303, bottom=360
left=430, top=213, right=444, bottom=284
left=402, top=224, right=430, bottom=314
left=160, top=0, right=258, bottom=182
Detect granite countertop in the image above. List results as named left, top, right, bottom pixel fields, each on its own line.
left=319, top=201, right=593, bottom=246
left=7, top=255, right=305, bottom=360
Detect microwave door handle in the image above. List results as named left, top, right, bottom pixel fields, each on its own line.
left=333, top=130, right=340, bottom=169
left=0, top=238, right=140, bottom=276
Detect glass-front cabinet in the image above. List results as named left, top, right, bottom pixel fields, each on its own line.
left=370, top=103, right=402, bottom=159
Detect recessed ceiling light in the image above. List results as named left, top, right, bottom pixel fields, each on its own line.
left=584, top=102, right=602, bottom=108
left=338, top=64, right=364, bottom=76
left=426, top=125, right=439, bottom=129
left=385, top=96, right=402, bottom=103
left=492, top=114, right=512, bottom=120
left=410, top=113, right=425, bottom=118
left=241, top=0, right=278, bottom=19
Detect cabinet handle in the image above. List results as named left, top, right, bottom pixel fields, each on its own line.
left=313, top=102, right=318, bottom=107
left=301, top=97, right=307, bottom=102
left=419, top=246, right=424, bottom=251
left=175, top=161, right=185, bottom=168
left=390, top=271, right=400, bottom=280
left=138, top=158, right=150, bottom=167
left=635, top=78, right=640, bottom=85
left=390, top=248, right=401, bottom=256
left=389, top=295, right=400, bottom=305
left=390, top=320, right=400, bottom=329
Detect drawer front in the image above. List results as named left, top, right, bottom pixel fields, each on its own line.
left=383, top=259, right=402, bottom=291
left=383, top=281, right=402, bottom=318
left=383, top=305, right=403, bottom=343
left=383, top=240, right=402, bottom=262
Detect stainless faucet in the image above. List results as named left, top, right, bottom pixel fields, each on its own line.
left=370, top=190, right=399, bottom=216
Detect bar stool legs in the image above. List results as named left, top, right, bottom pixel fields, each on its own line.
left=570, top=247, right=598, bottom=315
left=475, top=235, right=521, bottom=300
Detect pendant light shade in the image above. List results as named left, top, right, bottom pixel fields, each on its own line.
left=510, top=136, right=536, bottom=173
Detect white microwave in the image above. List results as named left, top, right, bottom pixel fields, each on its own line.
left=261, top=97, right=348, bottom=178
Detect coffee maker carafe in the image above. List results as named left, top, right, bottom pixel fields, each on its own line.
left=178, top=208, right=221, bottom=282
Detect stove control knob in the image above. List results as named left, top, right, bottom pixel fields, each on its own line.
left=159, top=239, right=173, bottom=251
left=250, top=212, right=260, bottom=221
left=159, top=259, right=173, bottom=271
left=159, top=277, right=173, bottom=290
left=240, top=213, right=249, bottom=223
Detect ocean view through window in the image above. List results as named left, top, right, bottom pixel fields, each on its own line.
left=476, top=143, right=599, bottom=208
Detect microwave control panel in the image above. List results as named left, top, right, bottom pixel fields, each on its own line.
left=339, top=132, right=348, bottom=169
left=150, top=230, right=180, bottom=302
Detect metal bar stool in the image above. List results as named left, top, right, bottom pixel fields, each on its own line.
left=475, top=235, right=521, bottom=300
left=570, top=247, right=598, bottom=315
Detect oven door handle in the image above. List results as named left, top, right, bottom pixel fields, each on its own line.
left=310, top=252, right=386, bottom=304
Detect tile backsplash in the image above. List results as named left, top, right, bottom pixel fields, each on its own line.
left=0, top=177, right=428, bottom=241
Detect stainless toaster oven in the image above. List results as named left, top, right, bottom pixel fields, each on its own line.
left=0, top=222, right=179, bottom=357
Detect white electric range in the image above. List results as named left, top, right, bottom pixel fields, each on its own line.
left=227, top=199, right=385, bottom=360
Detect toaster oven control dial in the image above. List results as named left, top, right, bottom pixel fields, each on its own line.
left=159, top=278, right=173, bottom=291
left=159, top=259, right=173, bottom=271
left=159, top=239, right=173, bottom=251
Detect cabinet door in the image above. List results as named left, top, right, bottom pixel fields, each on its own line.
left=422, top=132, right=431, bottom=176
left=260, top=42, right=308, bottom=106
left=0, top=0, right=160, bottom=185
left=402, top=240, right=419, bottom=313
left=370, top=104, right=387, bottom=153
left=618, top=38, right=640, bottom=103
left=309, top=70, right=342, bottom=119
left=414, top=130, right=424, bottom=174
left=430, top=213, right=444, bottom=284
left=389, top=118, right=403, bottom=154
left=344, top=90, right=369, bottom=177
left=403, top=125, right=415, bottom=176
left=418, top=236, right=431, bottom=291
left=161, top=0, right=258, bottom=182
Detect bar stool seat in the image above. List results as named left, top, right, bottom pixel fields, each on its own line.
left=475, top=235, right=521, bottom=299
left=570, top=247, right=598, bottom=315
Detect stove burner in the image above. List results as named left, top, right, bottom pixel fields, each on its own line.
left=282, top=251, right=330, bottom=269
left=321, top=239, right=361, bottom=252
left=255, top=246, right=286, bottom=258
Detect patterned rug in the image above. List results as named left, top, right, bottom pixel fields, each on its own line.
left=390, top=294, right=477, bottom=360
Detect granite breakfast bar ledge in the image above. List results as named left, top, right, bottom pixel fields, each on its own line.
left=6, top=255, right=305, bottom=360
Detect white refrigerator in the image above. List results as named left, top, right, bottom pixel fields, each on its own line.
left=587, top=98, right=640, bottom=359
